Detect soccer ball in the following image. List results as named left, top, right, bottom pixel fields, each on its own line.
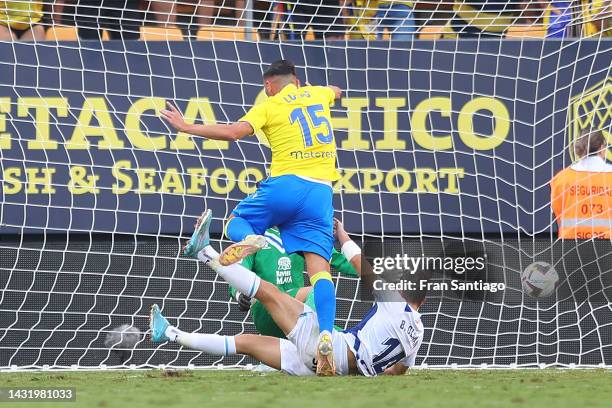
left=105, top=324, right=142, bottom=364
left=104, top=324, right=142, bottom=349
left=521, top=262, right=559, bottom=298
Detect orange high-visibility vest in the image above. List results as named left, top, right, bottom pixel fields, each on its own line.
left=550, top=157, right=612, bottom=239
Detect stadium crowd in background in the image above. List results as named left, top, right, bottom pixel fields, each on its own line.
left=0, top=0, right=46, bottom=40
left=55, top=1, right=148, bottom=40
left=0, top=0, right=610, bottom=41
left=375, top=0, right=416, bottom=39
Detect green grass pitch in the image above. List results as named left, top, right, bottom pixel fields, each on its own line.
left=2, top=369, right=611, bottom=408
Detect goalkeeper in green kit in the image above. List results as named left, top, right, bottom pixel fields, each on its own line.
left=230, top=220, right=359, bottom=339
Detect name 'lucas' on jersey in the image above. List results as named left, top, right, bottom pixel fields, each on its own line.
left=239, top=84, right=340, bottom=181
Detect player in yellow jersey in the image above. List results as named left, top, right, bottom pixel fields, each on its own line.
left=343, top=0, right=379, bottom=40
left=160, top=60, right=342, bottom=376
left=581, top=0, right=611, bottom=37
left=0, top=1, right=45, bottom=41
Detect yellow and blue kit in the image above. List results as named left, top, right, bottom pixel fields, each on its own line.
left=229, top=83, right=339, bottom=261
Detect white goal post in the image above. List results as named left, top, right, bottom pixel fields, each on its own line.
left=0, top=1, right=611, bottom=370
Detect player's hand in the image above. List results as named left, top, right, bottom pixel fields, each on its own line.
left=334, top=218, right=351, bottom=245
left=236, top=292, right=253, bottom=312
left=160, top=101, right=187, bottom=132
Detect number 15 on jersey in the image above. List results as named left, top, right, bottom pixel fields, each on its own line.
left=289, top=104, right=333, bottom=148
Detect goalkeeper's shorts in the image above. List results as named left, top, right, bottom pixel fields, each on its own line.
left=231, top=175, right=334, bottom=260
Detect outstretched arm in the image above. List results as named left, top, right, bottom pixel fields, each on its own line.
left=334, top=218, right=361, bottom=275
left=160, top=101, right=253, bottom=141
left=330, top=248, right=359, bottom=277
left=334, top=218, right=400, bottom=301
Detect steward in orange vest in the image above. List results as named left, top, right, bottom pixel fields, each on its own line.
left=550, top=130, right=612, bottom=239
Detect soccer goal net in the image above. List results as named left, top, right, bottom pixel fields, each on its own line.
left=0, top=1, right=611, bottom=370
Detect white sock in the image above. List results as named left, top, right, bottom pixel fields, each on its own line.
left=198, top=245, right=221, bottom=260
left=177, top=332, right=237, bottom=356
left=164, top=325, right=237, bottom=356
left=164, top=325, right=183, bottom=342
left=198, top=246, right=261, bottom=298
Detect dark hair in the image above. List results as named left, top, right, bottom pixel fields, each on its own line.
left=573, top=130, right=606, bottom=159
left=402, top=268, right=432, bottom=305
left=263, top=60, right=296, bottom=79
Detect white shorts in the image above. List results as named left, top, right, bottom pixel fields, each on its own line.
left=284, top=305, right=349, bottom=375
left=279, top=339, right=314, bottom=376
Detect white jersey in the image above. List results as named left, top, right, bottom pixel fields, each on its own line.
left=339, top=301, right=424, bottom=376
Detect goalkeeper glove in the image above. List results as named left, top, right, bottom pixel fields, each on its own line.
left=235, top=292, right=254, bottom=312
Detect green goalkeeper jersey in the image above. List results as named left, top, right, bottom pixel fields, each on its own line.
left=229, top=227, right=358, bottom=338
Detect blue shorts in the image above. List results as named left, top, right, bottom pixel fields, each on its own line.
left=231, top=175, right=334, bottom=260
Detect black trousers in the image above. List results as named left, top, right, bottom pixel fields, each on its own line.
left=76, top=0, right=144, bottom=40
left=286, top=0, right=344, bottom=39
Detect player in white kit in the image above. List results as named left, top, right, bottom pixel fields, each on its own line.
left=150, top=213, right=428, bottom=376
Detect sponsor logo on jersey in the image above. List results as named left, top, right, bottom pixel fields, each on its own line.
left=276, top=256, right=292, bottom=285
left=289, top=150, right=336, bottom=160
